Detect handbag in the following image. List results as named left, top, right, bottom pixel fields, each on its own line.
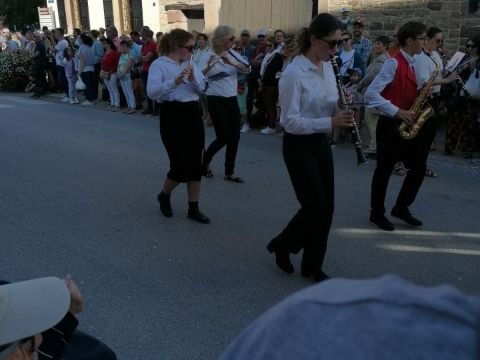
left=75, top=78, right=86, bottom=91
left=99, top=69, right=111, bottom=80
left=464, top=69, right=480, bottom=100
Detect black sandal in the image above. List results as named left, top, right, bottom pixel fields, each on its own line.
left=224, top=174, right=244, bottom=183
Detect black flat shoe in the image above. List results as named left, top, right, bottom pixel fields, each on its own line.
left=301, top=267, right=330, bottom=283
left=267, top=243, right=294, bottom=274
left=369, top=213, right=395, bottom=231
left=188, top=208, right=210, bottom=224
left=157, top=192, right=173, bottom=217
left=391, top=206, right=422, bottom=226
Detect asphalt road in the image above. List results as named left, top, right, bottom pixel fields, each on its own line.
left=1, top=92, right=479, bottom=359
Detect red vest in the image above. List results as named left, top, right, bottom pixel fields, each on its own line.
left=381, top=52, right=418, bottom=112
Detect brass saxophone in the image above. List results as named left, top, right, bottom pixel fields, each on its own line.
left=398, top=49, right=440, bottom=140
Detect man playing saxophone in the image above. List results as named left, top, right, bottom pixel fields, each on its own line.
left=365, top=21, right=430, bottom=231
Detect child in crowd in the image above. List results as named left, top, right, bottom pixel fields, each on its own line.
left=345, top=67, right=363, bottom=128
left=62, top=47, right=79, bottom=104
left=332, top=67, right=363, bottom=146
left=117, top=39, right=136, bottom=114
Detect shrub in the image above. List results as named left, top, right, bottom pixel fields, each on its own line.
left=0, top=49, right=31, bottom=91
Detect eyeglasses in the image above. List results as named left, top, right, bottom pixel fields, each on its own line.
left=342, top=38, right=351, bottom=42
left=181, top=45, right=194, bottom=52
left=318, top=37, right=343, bottom=49
left=466, top=44, right=477, bottom=49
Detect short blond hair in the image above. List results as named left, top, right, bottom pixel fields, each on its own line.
left=210, top=25, right=235, bottom=54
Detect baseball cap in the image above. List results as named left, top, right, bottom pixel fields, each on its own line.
left=340, top=6, right=349, bottom=13
left=219, top=275, right=480, bottom=360
left=353, top=19, right=364, bottom=27
left=0, top=277, right=70, bottom=347
left=256, top=28, right=267, bottom=37
left=240, top=29, right=250, bottom=36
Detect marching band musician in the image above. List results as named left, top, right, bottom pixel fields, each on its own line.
left=201, top=26, right=250, bottom=183
left=147, top=29, right=210, bottom=224
left=412, top=27, right=457, bottom=177
left=266, top=13, right=354, bottom=283
left=365, top=22, right=431, bottom=232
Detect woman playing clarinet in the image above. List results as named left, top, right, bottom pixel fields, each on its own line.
left=266, top=13, right=354, bottom=282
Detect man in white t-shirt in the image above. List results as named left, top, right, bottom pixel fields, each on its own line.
left=53, top=28, right=69, bottom=101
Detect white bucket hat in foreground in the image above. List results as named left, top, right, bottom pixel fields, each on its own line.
left=0, top=277, right=70, bottom=347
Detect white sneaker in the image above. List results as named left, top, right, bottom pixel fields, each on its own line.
left=260, top=127, right=276, bottom=135
left=81, top=100, right=93, bottom=106
left=240, top=123, right=250, bottom=133
left=69, top=98, right=75, bottom=104
left=61, top=96, right=70, bottom=103
left=73, top=97, right=79, bottom=104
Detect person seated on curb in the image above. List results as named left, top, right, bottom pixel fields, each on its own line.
left=218, top=275, right=480, bottom=360
left=0, top=276, right=84, bottom=360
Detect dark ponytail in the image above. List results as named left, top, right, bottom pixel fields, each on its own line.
left=298, top=13, right=341, bottom=54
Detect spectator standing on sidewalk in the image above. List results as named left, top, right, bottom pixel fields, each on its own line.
left=53, top=28, right=69, bottom=102
left=140, top=28, right=157, bottom=115
left=352, top=19, right=372, bottom=66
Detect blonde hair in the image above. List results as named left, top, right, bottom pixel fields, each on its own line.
left=210, top=25, right=235, bottom=54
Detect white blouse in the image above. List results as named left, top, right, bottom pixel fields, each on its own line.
left=203, top=49, right=240, bottom=98
left=146, top=56, right=206, bottom=103
left=413, top=50, right=444, bottom=95
left=279, top=54, right=340, bottom=135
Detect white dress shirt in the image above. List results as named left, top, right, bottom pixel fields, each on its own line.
left=204, top=49, right=240, bottom=98
left=147, top=56, right=206, bottom=103
left=279, top=54, right=340, bottom=135
left=365, top=49, right=418, bottom=118
left=413, top=51, right=443, bottom=94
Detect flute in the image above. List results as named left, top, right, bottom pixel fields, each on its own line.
left=182, top=53, right=194, bottom=83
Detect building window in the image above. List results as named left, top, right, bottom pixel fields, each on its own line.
left=57, top=0, right=67, bottom=30
left=104, top=0, right=114, bottom=27
left=129, top=0, right=143, bottom=32
left=79, top=0, right=90, bottom=30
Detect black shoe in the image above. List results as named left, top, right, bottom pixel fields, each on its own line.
left=141, top=109, right=153, bottom=115
left=369, top=213, right=395, bottom=231
left=301, top=266, right=330, bottom=283
left=187, top=208, right=210, bottom=224
left=267, top=242, right=294, bottom=274
left=391, top=206, right=422, bottom=226
left=157, top=192, right=172, bottom=217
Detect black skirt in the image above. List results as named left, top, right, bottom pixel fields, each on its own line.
left=159, top=101, right=205, bottom=182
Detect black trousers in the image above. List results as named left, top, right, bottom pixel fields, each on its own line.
left=246, top=77, right=259, bottom=121
left=204, top=96, right=241, bottom=175
left=159, top=101, right=205, bottom=183
left=272, top=132, right=334, bottom=271
left=371, top=115, right=426, bottom=215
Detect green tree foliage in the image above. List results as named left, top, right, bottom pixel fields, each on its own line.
left=0, top=0, right=46, bottom=30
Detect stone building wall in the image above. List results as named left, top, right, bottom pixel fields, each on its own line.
left=328, top=0, right=480, bottom=51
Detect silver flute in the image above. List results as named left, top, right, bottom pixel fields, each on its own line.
left=182, top=53, right=194, bottom=83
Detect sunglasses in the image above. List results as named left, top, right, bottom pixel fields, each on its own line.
left=181, top=45, right=194, bottom=52
left=318, top=38, right=343, bottom=49
left=342, top=38, right=351, bottom=42
left=466, top=44, right=477, bottom=49
left=257, top=35, right=265, bottom=39
left=266, top=44, right=274, bottom=47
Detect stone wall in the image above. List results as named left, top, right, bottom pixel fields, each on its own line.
left=328, top=0, right=480, bottom=51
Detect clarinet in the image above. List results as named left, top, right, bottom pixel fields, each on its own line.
left=330, top=55, right=368, bottom=166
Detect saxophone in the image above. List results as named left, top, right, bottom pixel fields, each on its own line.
left=398, top=49, right=440, bottom=140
